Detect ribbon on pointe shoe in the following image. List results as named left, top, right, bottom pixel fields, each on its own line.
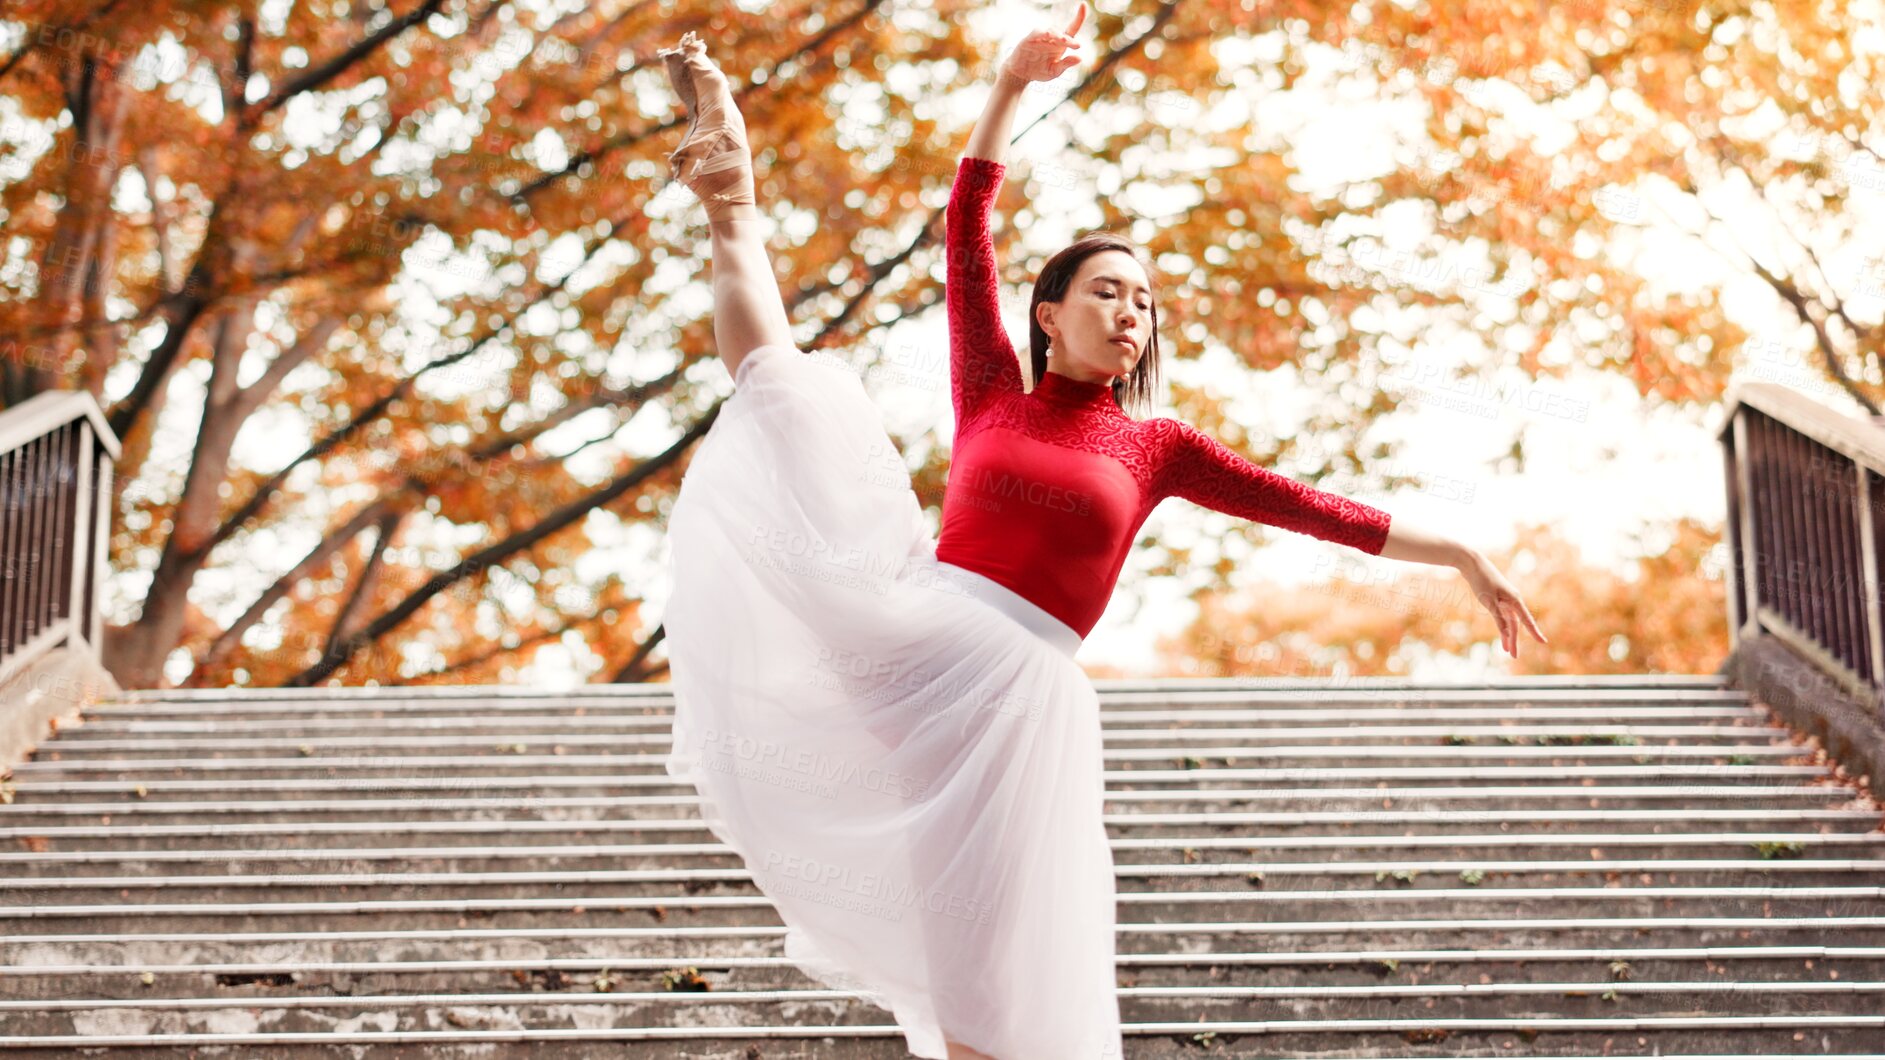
left=656, top=30, right=757, bottom=222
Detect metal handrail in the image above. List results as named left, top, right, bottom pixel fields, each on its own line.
left=1713, top=381, right=1885, bottom=722
left=0, top=391, right=120, bottom=691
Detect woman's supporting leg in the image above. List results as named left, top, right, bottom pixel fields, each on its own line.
left=944, top=1040, right=998, bottom=1060
left=706, top=204, right=795, bottom=384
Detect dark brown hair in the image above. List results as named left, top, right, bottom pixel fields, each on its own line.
left=1027, top=233, right=1162, bottom=418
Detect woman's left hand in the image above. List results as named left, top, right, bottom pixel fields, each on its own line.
left=1000, top=3, right=1087, bottom=84
left=1457, top=550, right=1547, bottom=659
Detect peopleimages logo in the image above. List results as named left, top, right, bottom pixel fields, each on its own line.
left=958, top=465, right=1093, bottom=516
left=760, top=850, right=994, bottom=925
left=746, top=523, right=905, bottom=576
left=695, top=727, right=930, bottom=801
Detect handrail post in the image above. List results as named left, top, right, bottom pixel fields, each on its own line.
left=1714, top=381, right=1885, bottom=792
left=90, top=446, right=111, bottom=650
left=0, top=391, right=122, bottom=767
left=1857, top=462, right=1885, bottom=693
left=68, top=420, right=95, bottom=654
left=1731, top=408, right=1760, bottom=640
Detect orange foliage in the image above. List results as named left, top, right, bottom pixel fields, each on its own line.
left=3, top=0, right=1862, bottom=686
left=1155, top=518, right=1729, bottom=678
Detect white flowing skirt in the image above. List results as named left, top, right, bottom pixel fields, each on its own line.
left=661, top=343, right=1125, bottom=1059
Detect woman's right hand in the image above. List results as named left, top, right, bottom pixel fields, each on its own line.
left=1000, top=3, right=1087, bottom=85
left=1457, top=550, right=1547, bottom=660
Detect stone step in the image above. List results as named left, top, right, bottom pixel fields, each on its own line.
left=100, top=678, right=1739, bottom=701
left=0, top=979, right=1882, bottom=1038
left=5, top=942, right=1883, bottom=992
left=93, top=678, right=1741, bottom=705
left=12, top=955, right=1885, bottom=1000
left=8, top=859, right=1884, bottom=909
left=2, top=1026, right=1878, bottom=1059
left=3, top=822, right=1869, bottom=863
left=2, top=745, right=1826, bottom=783
left=4, top=807, right=1878, bottom=848
left=0, top=973, right=1877, bottom=1048
left=30, top=722, right=1788, bottom=755
left=46, top=705, right=1774, bottom=735
left=0, top=785, right=1867, bottom=826
left=1, top=767, right=1844, bottom=804
left=10, top=917, right=1885, bottom=969
left=9, top=883, right=1880, bottom=933
left=67, top=688, right=1755, bottom=720
left=7, top=837, right=1877, bottom=886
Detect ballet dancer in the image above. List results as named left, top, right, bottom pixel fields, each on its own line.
left=656, top=11, right=1546, bottom=1060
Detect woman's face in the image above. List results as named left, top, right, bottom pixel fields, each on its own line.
left=1038, top=249, right=1153, bottom=382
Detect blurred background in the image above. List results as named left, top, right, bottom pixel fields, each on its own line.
left=2, top=0, right=1878, bottom=690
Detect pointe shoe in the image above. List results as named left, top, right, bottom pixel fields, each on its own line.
left=656, top=30, right=757, bottom=222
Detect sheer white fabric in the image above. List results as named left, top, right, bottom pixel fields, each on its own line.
left=661, top=343, right=1125, bottom=1059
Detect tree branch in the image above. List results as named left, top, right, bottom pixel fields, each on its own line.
left=511, top=0, right=892, bottom=203
left=401, top=617, right=574, bottom=683
left=186, top=496, right=401, bottom=683
left=1689, top=135, right=1879, bottom=413
left=249, top=0, right=448, bottom=120
left=226, top=12, right=255, bottom=119
left=284, top=402, right=723, bottom=686
left=608, top=621, right=665, bottom=683
left=105, top=278, right=212, bottom=440
left=0, top=0, right=131, bottom=87
left=470, top=362, right=688, bottom=465
left=325, top=507, right=404, bottom=653
left=189, top=357, right=679, bottom=682
left=197, top=217, right=624, bottom=561
left=396, top=577, right=639, bottom=684
left=234, top=316, right=343, bottom=421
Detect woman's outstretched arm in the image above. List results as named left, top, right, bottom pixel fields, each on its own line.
left=1151, top=418, right=1394, bottom=556
left=1376, top=518, right=1546, bottom=660
left=1375, top=519, right=1467, bottom=567
left=1149, top=418, right=1547, bottom=659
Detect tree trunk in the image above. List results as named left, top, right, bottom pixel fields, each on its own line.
left=106, top=296, right=259, bottom=688
left=34, top=53, right=128, bottom=396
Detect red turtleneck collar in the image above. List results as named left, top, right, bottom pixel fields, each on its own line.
left=1031, top=368, right=1119, bottom=410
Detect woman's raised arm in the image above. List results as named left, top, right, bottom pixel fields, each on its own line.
left=963, top=5, right=1086, bottom=165
left=946, top=7, right=1088, bottom=425
left=962, top=75, right=1028, bottom=167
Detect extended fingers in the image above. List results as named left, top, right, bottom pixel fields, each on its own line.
left=1476, top=586, right=1522, bottom=656
left=1520, top=600, right=1547, bottom=642
left=1019, top=36, right=1080, bottom=67
left=1490, top=582, right=1547, bottom=651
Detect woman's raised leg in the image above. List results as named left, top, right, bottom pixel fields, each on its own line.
left=704, top=206, right=794, bottom=384
left=658, top=31, right=793, bottom=383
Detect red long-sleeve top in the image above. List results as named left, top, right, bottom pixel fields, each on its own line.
left=932, top=156, right=1392, bottom=639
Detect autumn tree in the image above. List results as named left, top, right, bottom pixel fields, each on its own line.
left=2, top=0, right=1852, bottom=688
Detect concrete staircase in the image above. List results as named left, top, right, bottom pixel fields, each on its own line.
left=3, top=674, right=1883, bottom=1057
